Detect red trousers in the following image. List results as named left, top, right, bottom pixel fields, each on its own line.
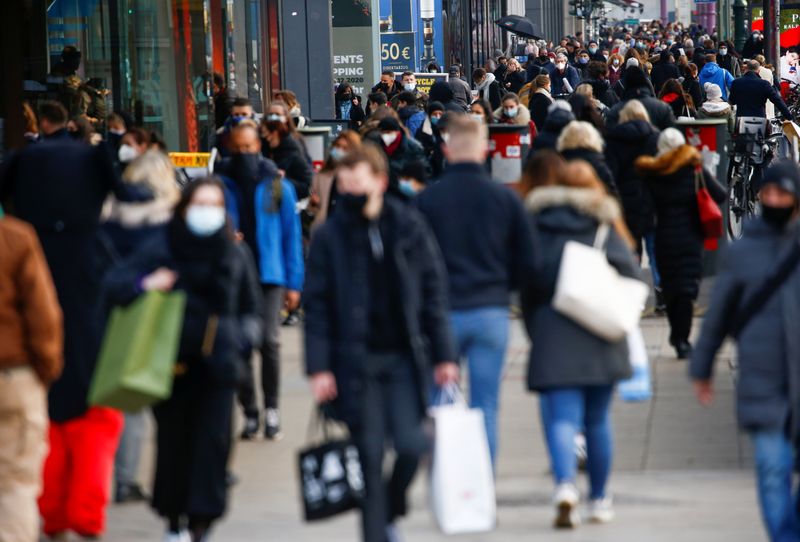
left=38, top=407, right=123, bottom=537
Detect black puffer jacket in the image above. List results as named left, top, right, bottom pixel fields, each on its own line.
left=605, top=119, right=660, bottom=245
left=522, top=186, right=639, bottom=390
left=650, top=57, right=681, bottom=95
left=636, top=145, right=726, bottom=296
left=584, top=78, right=619, bottom=109
left=262, top=135, right=313, bottom=199
left=529, top=108, right=575, bottom=153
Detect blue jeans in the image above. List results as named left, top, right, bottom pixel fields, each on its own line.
left=751, top=431, right=800, bottom=542
left=644, top=229, right=660, bottom=287
left=539, top=386, right=615, bottom=499
left=448, top=307, right=509, bottom=466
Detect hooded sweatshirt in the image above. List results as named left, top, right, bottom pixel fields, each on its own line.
left=699, top=62, right=735, bottom=100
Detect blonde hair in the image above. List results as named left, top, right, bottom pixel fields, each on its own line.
left=618, top=99, right=651, bottom=124
left=122, top=150, right=180, bottom=205
left=556, top=120, right=604, bottom=154
left=575, top=83, right=595, bottom=100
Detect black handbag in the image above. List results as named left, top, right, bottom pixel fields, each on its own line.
left=298, top=407, right=365, bottom=521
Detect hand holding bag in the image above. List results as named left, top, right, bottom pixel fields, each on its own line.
left=695, top=167, right=724, bottom=251
left=552, top=224, right=649, bottom=342
left=298, top=407, right=365, bottom=521
left=429, top=384, right=496, bottom=534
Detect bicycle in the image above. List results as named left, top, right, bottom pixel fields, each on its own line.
left=727, top=117, right=783, bottom=240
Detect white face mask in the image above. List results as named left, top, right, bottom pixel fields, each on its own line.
left=381, top=132, right=398, bottom=146
left=556, top=62, right=566, bottom=71
left=118, top=144, right=139, bottom=163
left=186, top=205, right=226, bottom=237
left=109, top=128, right=126, bottom=136
left=403, top=82, right=416, bottom=91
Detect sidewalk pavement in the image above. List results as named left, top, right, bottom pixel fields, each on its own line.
left=103, top=311, right=766, bottom=542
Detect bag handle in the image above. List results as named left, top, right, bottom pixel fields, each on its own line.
left=431, top=382, right=467, bottom=407
left=694, top=166, right=707, bottom=193
left=305, top=404, right=347, bottom=444
left=593, top=223, right=610, bottom=251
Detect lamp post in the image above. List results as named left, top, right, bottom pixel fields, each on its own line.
left=733, top=0, right=747, bottom=51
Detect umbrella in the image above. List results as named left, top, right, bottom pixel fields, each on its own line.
left=494, top=15, right=541, bottom=40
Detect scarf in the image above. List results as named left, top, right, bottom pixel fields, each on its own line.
left=476, top=72, right=496, bottom=91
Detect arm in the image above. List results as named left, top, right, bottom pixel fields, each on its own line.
left=703, top=168, right=727, bottom=203
left=303, top=231, right=333, bottom=375
left=17, top=226, right=64, bottom=384
left=235, top=243, right=264, bottom=350
left=279, top=180, right=305, bottom=292
left=768, top=83, right=794, bottom=120
left=725, top=69, right=735, bottom=90
left=507, top=193, right=537, bottom=292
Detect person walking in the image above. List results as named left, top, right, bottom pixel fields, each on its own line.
left=373, top=116, right=429, bottom=189
left=493, top=93, right=532, bottom=128
left=691, top=160, right=800, bottom=542
left=605, top=66, right=675, bottom=131
left=260, top=102, right=314, bottom=199
left=556, top=121, right=617, bottom=195
left=334, top=82, right=366, bottom=130
left=309, top=130, right=362, bottom=231
left=658, top=78, right=695, bottom=118
left=417, top=115, right=535, bottom=466
left=0, top=211, right=63, bottom=542
left=104, top=178, right=262, bottom=542
left=696, top=83, right=734, bottom=133
left=529, top=75, right=554, bottom=133
left=699, top=53, right=734, bottom=101
left=101, top=150, right=181, bottom=503
left=304, top=144, right=458, bottom=542
left=216, top=123, right=304, bottom=440
left=472, top=68, right=504, bottom=111
left=521, top=160, right=639, bottom=529
left=635, top=128, right=726, bottom=359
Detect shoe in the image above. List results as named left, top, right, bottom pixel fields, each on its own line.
left=574, top=433, right=588, bottom=472
left=553, top=482, right=581, bottom=529
left=114, top=482, right=149, bottom=504
left=264, top=408, right=284, bottom=440
left=226, top=471, right=239, bottom=488
left=240, top=415, right=259, bottom=440
left=282, top=312, right=301, bottom=326
left=589, top=496, right=615, bottom=523
left=385, top=523, right=405, bottom=542
left=654, top=287, right=667, bottom=315
left=162, top=530, right=191, bottom=542
left=675, top=341, right=692, bottom=359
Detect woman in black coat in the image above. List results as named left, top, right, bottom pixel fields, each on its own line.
left=501, top=58, right=527, bottom=94
left=334, top=82, right=366, bottom=130
left=556, top=120, right=618, bottom=196
left=521, top=160, right=639, bottom=528
left=261, top=103, right=314, bottom=199
left=104, top=178, right=262, bottom=541
left=636, top=130, right=726, bottom=359
left=529, top=75, right=554, bottom=133
left=604, top=100, right=660, bottom=254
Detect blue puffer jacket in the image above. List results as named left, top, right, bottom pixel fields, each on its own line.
left=699, top=62, right=735, bottom=100
left=219, top=174, right=304, bottom=291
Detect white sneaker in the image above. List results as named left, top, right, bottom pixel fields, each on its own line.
left=553, top=482, right=581, bottom=529
left=589, top=496, right=615, bottom=523
left=162, top=530, right=191, bottom=542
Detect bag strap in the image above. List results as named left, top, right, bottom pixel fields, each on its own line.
left=729, top=238, right=800, bottom=337
left=694, top=166, right=707, bottom=193
left=593, top=223, right=610, bottom=250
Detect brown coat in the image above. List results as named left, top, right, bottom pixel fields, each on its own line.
left=0, top=216, right=63, bottom=384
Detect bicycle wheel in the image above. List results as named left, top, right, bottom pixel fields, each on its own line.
left=727, top=161, right=746, bottom=240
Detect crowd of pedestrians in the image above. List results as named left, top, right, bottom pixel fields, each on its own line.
left=1, top=17, right=800, bottom=542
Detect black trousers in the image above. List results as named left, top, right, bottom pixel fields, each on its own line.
left=238, top=285, right=283, bottom=415
left=665, top=291, right=694, bottom=345
left=349, top=352, right=430, bottom=542
left=152, top=367, right=235, bottom=521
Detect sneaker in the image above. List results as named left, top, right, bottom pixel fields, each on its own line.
left=589, top=496, right=615, bottom=523
left=553, top=482, right=581, bottom=529
left=675, top=340, right=692, bottom=360
left=385, top=523, right=405, bottom=542
left=240, top=415, right=259, bottom=440
left=114, top=482, right=148, bottom=504
left=264, top=408, right=283, bottom=440
left=574, top=433, right=588, bottom=472
left=162, top=530, right=191, bottom=542
left=654, top=287, right=667, bottom=315
left=282, top=312, right=301, bottom=326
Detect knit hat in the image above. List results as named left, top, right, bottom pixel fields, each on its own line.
left=378, top=116, right=402, bottom=132
left=657, top=127, right=686, bottom=156
left=427, top=101, right=445, bottom=115
left=626, top=57, right=640, bottom=68
left=704, top=82, right=722, bottom=101
left=762, top=159, right=800, bottom=196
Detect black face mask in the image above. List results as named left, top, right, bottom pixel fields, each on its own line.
left=341, top=93, right=352, bottom=101
left=338, top=194, right=368, bottom=215
left=762, top=204, right=795, bottom=229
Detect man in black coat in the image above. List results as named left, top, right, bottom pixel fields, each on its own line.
left=691, top=161, right=800, bottom=541
left=605, top=67, right=676, bottom=131
left=650, top=51, right=681, bottom=96
left=729, top=60, right=794, bottom=121
left=304, top=144, right=458, bottom=542
left=212, top=72, right=237, bottom=129
left=417, top=115, right=535, bottom=467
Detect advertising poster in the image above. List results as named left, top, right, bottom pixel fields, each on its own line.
left=332, top=0, right=379, bottom=96
left=379, top=0, right=444, bottom=72
left=381, top=31, right=416, bottom=72
left=750, top=6, right=800, bottom=50
left=413, top=72, right=448, bottom=94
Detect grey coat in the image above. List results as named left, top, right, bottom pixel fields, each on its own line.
left=691, top=219, right=800, bottom=439
left=522, top=186, right=639, bottom=391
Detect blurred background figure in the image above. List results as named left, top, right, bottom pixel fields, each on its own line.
left=309, top=130, right=362, bottom=230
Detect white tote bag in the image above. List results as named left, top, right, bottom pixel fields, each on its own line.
left=429, top=386, right=496, bottom=535
left=552, top=224, right=649, bottom=342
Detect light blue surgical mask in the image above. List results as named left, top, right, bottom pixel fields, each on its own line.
left=399, top=179, right=418, bottom=197
left=186, top=205, right=226, bottom=237
left=504, top=107, right=519, bottom=118
left=329, top=147, right=347, bottom=161
left=431, top=116, right=441, bottom=126
left=588, top=47, right=598, bottom=54
left=579, top=57, right=589, bottom=64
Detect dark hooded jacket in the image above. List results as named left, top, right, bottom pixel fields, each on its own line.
left=529, top=108, right=575, bottom=153
left=584, top=78, right=620, bottom=108
left=606, top=68, right=676, bottom=131
left=262, top=135, right=313, bottom=199
left=650, top=55, right=681, bottom=95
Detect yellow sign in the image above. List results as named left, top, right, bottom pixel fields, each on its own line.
left=169, top=152, right=211, bottom=168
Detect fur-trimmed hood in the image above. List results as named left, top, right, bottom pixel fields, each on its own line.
left=525, top=185, right=621, bottom=223
left=102, top=197, right=174, bottom=228
left=635, top=144, right=701, bottom=176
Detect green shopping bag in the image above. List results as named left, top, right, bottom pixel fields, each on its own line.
left=89, top=290, right=186, bottom=411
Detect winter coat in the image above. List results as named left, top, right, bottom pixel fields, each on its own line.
left=717, top=53, right=741, bottom=79
left=635, top=145, right=726, bottom=297
left=447, top=77, right=472, bottom=109
left=0, top=130, right=143, bottom=422
left=682, top=77, right=704, bottom=109
left=101, top=196, right=174, bottom=261
left=501, top=70, right=527, bottom=94
left=214, top=86, right=237, bottom=129
left=380, top=132, right=429, bottom=185
left=522, top=186, right=638, bottom=391
left=550, top=65, right=581, bottom=95
left=218, top=167, right=304, bottom=291
left=650, top=58, right=681, bottom=95
left=584, top=79, right=620, bottom=109
left=493, top=103, right=531, bottom=126
left=699, top=62, right=734, bottom=100
left=304, top=196, right=457, bottom=425
left=104, top=222, right=262, bottom=388
left=398, top=105, right=428, bottom=138
left=605, top=92, right=676, bottom=132
left=691, top=219, right=800, bottom=439
left=390, top=89, right=429, bottom=111
left=729, top=71, right=793, bottom=120
left=529, top=89, right=554, bottom=132
left=605, top=120, right=660, bottom=242
left=530, top=108, right=575, bottom=153
left=661, top=91, right=694, bottom=118
left=696, top=100, right=735, bottom=133
left=335, top=95, right=366, bottom=129
left=0, top=216, right=63, bottom=385
left=476, top=73, right=505, bottom=110
left=560, top=147, right=618, bottom=196
left=262, top=135, right=314, bottom=199
left=607, top=66, right=623, bottom=87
